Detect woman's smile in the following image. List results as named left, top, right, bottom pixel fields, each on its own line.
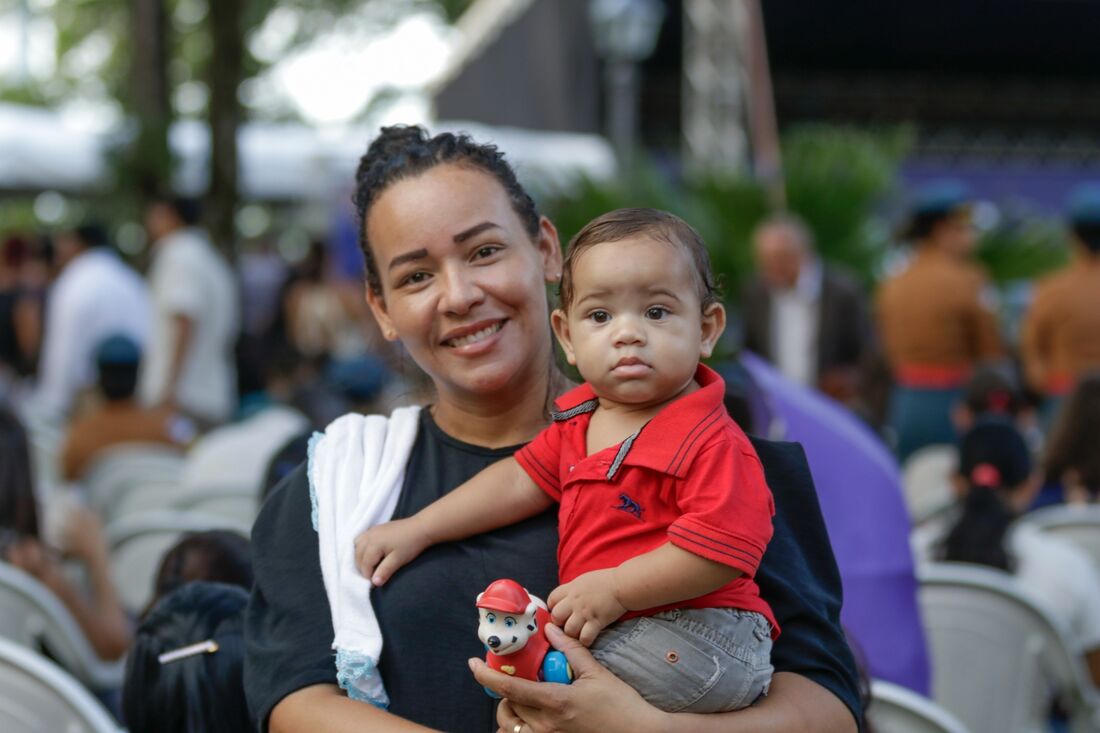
left=440, top=318, right=507, bottom=351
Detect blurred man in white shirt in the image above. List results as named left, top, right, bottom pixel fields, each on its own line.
left=28, top=224, right=151, bottom=422
left=139, top=197, right=240, bottom=426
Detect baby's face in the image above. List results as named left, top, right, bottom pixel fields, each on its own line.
left=552, top=236, right=723, bottom=408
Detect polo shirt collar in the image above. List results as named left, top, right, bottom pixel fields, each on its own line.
left=550, top=364, right=727, bottom=479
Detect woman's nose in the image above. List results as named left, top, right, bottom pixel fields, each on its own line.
left=438, top=265, right=485, bottom=315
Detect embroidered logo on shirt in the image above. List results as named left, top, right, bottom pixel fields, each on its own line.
left=612, top=493, right=644, bottom=521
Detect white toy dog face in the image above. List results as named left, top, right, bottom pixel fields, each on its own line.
left=478, top=607, right=538, bottom=656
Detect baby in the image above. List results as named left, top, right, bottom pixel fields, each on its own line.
left=356, top=208, right=776, bottom=713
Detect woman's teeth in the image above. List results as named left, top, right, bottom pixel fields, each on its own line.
left=446, top=322, right=503, bottom=348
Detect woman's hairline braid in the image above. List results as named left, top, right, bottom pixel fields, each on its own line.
left=353, top=126, right=541, bottom=296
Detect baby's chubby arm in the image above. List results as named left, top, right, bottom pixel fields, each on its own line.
left=548, top=543, right=741, bottom=646
left=354, top=457, right=553, bottom=585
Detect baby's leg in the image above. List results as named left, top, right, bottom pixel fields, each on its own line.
left=590, top=608, right=773, bottom=714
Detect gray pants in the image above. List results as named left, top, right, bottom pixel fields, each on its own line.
left=591, top=608, right=773, bottom=714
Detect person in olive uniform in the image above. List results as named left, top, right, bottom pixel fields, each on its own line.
left=876, top=181, right=1002, bottom=462
left=1021, top=184, right=1100, bottom=420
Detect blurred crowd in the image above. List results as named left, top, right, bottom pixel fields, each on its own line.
left=0, top=177, right=1098, bottom=729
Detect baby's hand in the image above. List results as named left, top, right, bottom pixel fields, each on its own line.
left=354, top=518, right=432, bottom=586
left=547, top=568, right=627, bottom=647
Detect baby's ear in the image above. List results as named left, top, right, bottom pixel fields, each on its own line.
left=699, top=302, right=727, bottom=359
left=550, top=309, right=577, bottom=366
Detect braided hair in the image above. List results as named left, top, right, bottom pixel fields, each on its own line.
left=352, top=125, right=541, bottom=295
left=940, top=419, right=1033, bottom=572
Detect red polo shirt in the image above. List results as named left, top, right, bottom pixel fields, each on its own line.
left=515, top=365, right=777, bottom=635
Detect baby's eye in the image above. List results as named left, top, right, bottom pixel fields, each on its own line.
left=504, top=617, right=516, bottom=628
left=645, top=306, right=670, bottom=320
left=588, top=310, right=611, bottom=324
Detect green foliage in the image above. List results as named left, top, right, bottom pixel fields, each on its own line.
left=542, top=125, right=912, bottom=304
left=782, top=125, right=913, bottom=285
left=976, top=215, right=1069, bottom=284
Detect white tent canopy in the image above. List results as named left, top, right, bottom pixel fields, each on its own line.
left=0, top=102, right=615, bottom=200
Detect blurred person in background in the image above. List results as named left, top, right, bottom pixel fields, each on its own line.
left=123, top=582, right=251, bottom=733
left=26, top=223, right=151, bottom=422
left=1036, top=372, right=1100, bottom=509
left=142, top=530, right=252, bottom=618
left=929, top=419, right=1100, bottom=686
left=0, top=407, right=131, bottom=660
left=60, top=334, right=193, bottom=482
left=0, top=235, right=44, bottom=389
left=139, top=196, right=240, bottom=427
left=742, top=213, right=873, bottom=405
left=876, top=181, right=1003, bottom=462
left=1021, top=184, right=1100, bottom=416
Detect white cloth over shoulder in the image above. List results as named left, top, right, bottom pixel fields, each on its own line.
left=309, top=406, right=422, bottom=708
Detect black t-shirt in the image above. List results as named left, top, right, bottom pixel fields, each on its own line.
left=244, top=410, right=862, bottom=732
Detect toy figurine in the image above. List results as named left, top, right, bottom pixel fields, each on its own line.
left=476, top=579, right=573, bottom=697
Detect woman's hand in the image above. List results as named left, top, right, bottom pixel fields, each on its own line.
left=547, top=569, right=627, bottom=646
left=470, top=623, right=668, bottom=733
left=58, top=505, right=108, bottom=566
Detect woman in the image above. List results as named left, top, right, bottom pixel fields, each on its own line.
left=936, top=419, right=1100, bottom=685
left=244, top=126, right=859, bottom=732
left=0, top=408, right=131, bottom=661
left=1039, top=372, right=1100, bottom=507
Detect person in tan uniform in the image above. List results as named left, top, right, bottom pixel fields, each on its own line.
left=876, top=181, right=1003, bottom=462
left=60, top=335, right=193, bottom=481
left=1021, top=184, right=1100, bottom=407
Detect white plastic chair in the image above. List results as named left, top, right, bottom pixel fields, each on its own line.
left=170, top=484, right=260, bottom=526
left=902, top=445, right=958, bottom=526
left=106, top=510, right=251, bottom=615
left=868, top=679, right=972, bottom=733
left=0, top=637, right=120, bottom=733
left=0, top=562, right=124, bottom=691
left=83, top=444, right=185, bottom=523
left=1023, top=505, right=1100, bottom=571
left=918, top=562, right=1100, bottom=733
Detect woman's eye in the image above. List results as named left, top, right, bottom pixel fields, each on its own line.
left=589, top=310, right=611, bottom=324
left=473, top=245, right=502, bottom=260
left=399, top=271, right=430, bottom=287
left=646, top=307, right=669, bottom=320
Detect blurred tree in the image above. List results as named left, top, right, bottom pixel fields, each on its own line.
left=6, top=0, right=457, bottom=254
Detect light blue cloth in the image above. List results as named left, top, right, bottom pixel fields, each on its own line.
left=737, top=352, right=931, bottom=695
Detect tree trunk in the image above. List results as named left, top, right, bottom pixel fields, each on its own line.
left=129, top=0, right=171, bottom=200
left=206, top=0, right=244, bottom=261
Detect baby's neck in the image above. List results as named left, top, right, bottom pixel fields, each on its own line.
left=586, top=380, right=698, bottom=455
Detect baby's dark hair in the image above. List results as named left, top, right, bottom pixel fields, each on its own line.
left=559, top=208, right=720, bottom=312
left=353, top=125, right=541, bottom=295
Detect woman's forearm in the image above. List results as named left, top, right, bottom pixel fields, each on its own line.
left=656, top=672, right=858, bottom=733
left=270, top=684, right=440, bottom=733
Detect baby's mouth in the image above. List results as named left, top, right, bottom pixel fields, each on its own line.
left=442, top=320, right=505, bottom=348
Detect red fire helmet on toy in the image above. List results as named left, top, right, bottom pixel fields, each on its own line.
left=476, top=579, right=533, bottom=614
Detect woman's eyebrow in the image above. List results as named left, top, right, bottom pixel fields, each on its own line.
left=387, top=248, right=429, bottom=271
left=453, top=221, right=502, bottom=243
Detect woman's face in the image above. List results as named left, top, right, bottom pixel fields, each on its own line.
left=365, top=164, right=561, bottom=404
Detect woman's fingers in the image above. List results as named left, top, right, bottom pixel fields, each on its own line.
left=469, top=657, right=566, bottom=710
left=544, top=623, right=605, bottom=677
